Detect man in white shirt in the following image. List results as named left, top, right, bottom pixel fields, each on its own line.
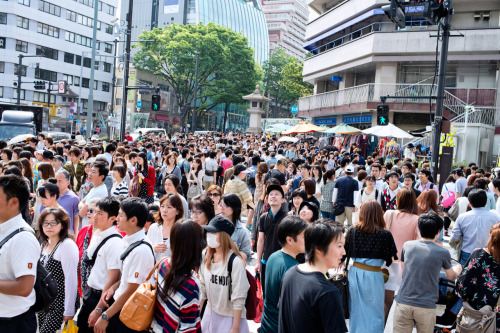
left=370, top=163, right=385, bottom=190
left=0, top=175, right=41, bottom=332
left=79, top=197, right=122, bottom=332
left=204, top=151, right=218, bottom=190
left=79, top=161, right=109, bottom=225
left=94, top=198, right=155, bottom=333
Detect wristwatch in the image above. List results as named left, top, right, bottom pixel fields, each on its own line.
left=95, top=307, right=103, bottom=315
left=101, top=312, right=109, bottom=321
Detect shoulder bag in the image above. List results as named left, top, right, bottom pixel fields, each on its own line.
left=456, top=296, right=500, bottom=333
left=119, top=258, right=166, bottom=331
left=328, top=227, right=354, bottom=319
left=129, top=172, right=140, bottom=197
left=442, top=185, right=456, bottom=209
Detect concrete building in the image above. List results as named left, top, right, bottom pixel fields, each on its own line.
left=0, top=0, right=119, bottom=133
left=119, top=0, right=268, bottom=131
left=299, top=0, right=500, bottom=166
left=262, top=0, right=309, bottom=59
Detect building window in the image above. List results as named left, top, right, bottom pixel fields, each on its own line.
left=0, top=87, right=3, bottom=98
left=35, top=68, right=57, bottom=82
left=93, top=80, right=98, bottom=90
left=38, top=0, right=61, bottom=16
left=75, top=55, right=81, bottom=66
left=0, top=62, right=4, bottom=73
left=102, top=82, right=109, bottom=92
left=76, top=35, right=92, bottom=47
left=96, top=21, right=101, bottom=31
left=36, top=45, right=58, bottom=60
left=37, top=23, right=60, bottom=38
left=14, top=64, right=27, bottom=76
left=18, top=0, right=30, bottom=6
left=0, top=13, right=6, bottom=24
left=82, top=78, right=90, bottom=88
left=104, top=43, right=112, bottom=54
left=77, top=14, right=94, bottom=28
left=63, top=74, right=73, bottom=85
left=74, top=76, right=80, bottom=87
left=83, top=57, right=91, bottom=68
left=103, top=62, right=112, bottom=73
left=15, top=40, right=28, bottom=53
left=105, top=23, right=113, bottom=34
left=66, top=10, right=76, bottom=22
left=13, top=89, right=26, bottom=100
left=98, top=102, right=106, bottom=110
left=16, top=16, right=29, bottom=29
left=94, top=61, right=99, bottom=70
left=64, top=52, right=74, bottom=64
left=34, top=92, right=55, bottom=103
left=65, top=31, right=75, bottom=43
left=115, top=98, right=121, bottom=106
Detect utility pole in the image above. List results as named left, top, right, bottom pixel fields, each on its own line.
left=431, top=0, right=453, bottom=182
left=109, top=38, right=118, bottom=138
left=16, top=54, right=23, bottom=105
left=190, top=55, right=199, bottom=133
left=86, top=0, right=100, bottom=138
left=120, top=0, right=134, bottom=142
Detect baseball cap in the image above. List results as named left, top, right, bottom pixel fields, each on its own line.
left=345, top=165, right=355, bottom=174
left=233, top=164, right=252, bottom=176
left=266, top=184, right=284, bottom=197
left=203, top=215, right=235, bottom=236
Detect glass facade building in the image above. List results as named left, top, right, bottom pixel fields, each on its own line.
left=196, top=0, right=269, bottom=66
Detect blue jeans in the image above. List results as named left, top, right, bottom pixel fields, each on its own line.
left=321, top=211, right=335, bottom=219
left=460, top=251, right=471, bottom=266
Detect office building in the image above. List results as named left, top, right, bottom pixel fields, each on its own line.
left=0, top=0, right=119, bottom=133
left=299, top=0, right=500, bottom=165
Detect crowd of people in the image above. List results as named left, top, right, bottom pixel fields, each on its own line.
left=0, top=131, right=499, bottom=333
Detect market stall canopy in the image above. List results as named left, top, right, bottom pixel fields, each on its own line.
left=324, top=123, right=361, bottom=134
left=270, top=123, right=292, bottom=130
left=282, top=121, right=326, bottom=135
left=278, top=136, right=300, bottom=143
left=267, top=127, right=285, bottom=133
left=362, top=123, right=414, bottom=139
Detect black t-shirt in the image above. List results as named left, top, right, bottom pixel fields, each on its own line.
left=307, top=196, right=320, bottom=210
left=259, top=208, right=287, bottom=261
left=278, top=266, right=348, bottom=333
left=334, top=176, right=359, bottom=207
left=264, top=169, right=286, bottom=185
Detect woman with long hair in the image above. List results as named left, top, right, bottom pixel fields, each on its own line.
left=79, top=161, right=93, bottom=201
left=382, top=188, right=419, bottom=322
left=189, top=194, right=215, bottom=226
left=82, top=147, right=92, bottom=162
left=219, top=193, right=252, bottom=261
left=159, top=152, right=182, bottom=190
left=206, top=184, right=223, bottom=216
left=38, top=208, right=79, bottom=333
left=200, top=216, right=250, bottom=333
left=33, top=162, right=56, bottom=231
left=312, top=165, right=323, bottom=198
left=417, top=189, right=439, bottom=215
left=187, top=158, right=204, bottom=202
left=135, top=152, right=156, bottom=204
left=299, top=178, right=320, bottom=209
left=254, top=163, right=269, bottom=205
left=147, top=194, right=184, bottom=262
left=38, top=178, right=66, bottom=213
left=20, top=157, right=34, bottom=192
left=345, top=200, right=398, bottom=333
left=320, top=169, right=336, bottom=219
left=289, top=189, right=307, bottom=217
left=164, top=174, right=189, bottom=219
left=456, top=222, right=500, bottom=329
left=151, top=220, right=204, bottom=332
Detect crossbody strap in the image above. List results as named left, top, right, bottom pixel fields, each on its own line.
left=0, top=227, right=34, bottom=249
left=120, top=240, right=155, bottom=263
left=90, top=234, right=123, bottom=266
left=227, top=253, right=237, bottom=301
left=388, top=210, right=395, bottom=231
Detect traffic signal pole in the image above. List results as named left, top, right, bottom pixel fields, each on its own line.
left=431, top=0, right=452, bottom=183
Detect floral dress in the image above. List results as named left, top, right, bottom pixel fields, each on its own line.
left=456, top=248, right=500, bottom=331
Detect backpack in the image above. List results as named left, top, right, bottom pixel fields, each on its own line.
left=120, top=240, right=155, bottom=263
left=227, top=253, right=259, bottom=321
left=361, top=188, right=379, bottom=200
left=0, top=228, right=58, bottom=313
left=84, top=234, right=123, bottom=267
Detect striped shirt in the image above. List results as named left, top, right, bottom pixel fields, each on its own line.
left=111, top=180, right=129, bottom=197
left=151, top=260, right=201, bottom=333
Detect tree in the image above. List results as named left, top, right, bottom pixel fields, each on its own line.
left=282, top=61, right=313, bottom=102
left=133, top=22, right=259, bottom=129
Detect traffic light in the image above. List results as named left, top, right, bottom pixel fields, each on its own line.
left=34, top=81, right=46, bottom=90
left=382, top=0, right=406, bottom=29
left=377, top=104, right=389, bottom=126
left=423, top=0, right=448, bottom=25
left=151, top=94, right=161, bottom=111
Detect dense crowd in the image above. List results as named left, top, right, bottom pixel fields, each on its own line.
left=0, top=131, right=500, bottom=333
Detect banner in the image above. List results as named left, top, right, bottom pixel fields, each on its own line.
left=164, top=0, right=179, bottom=13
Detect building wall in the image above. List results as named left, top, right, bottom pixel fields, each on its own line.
left=0, top=0, right=118, bottom=132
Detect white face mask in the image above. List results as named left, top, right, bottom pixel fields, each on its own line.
left=206, top=233, right=220, bottom=249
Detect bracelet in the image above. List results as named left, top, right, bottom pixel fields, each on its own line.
left=95, top=307, right=103, bottom=315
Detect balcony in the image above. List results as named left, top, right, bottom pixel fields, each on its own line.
left=298, top=84, right=497, bottom=123
left=303, top=27, right=500, bottom=82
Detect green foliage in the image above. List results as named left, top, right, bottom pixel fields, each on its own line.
left=282, top=61, right=313, bottom=101
left=133, top=22, right=260, bottom=126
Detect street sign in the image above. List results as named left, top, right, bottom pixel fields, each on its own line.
left=291, top=105, right=298, bottom=114
left=69, top=109, right=75, bottom=114
left=58, top=81, right=66, bottom=94
left=136, top=101, right=143, bottom=108
left=69, top=102, right=77, bottom=115
left=69, top=115, right=74, bottom=120
left=70, top=102, right=75, bottom=107
left=76, top=120, right=80, bottom=124
left=331, top=76, right=343, bottom=82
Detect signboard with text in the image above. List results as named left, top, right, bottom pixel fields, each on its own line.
left=343, top=115, right=372, bottom=124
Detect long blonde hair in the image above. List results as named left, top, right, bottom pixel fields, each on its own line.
left=205, top=232, right=246, bottom=269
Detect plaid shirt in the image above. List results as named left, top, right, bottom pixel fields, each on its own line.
left=63, top=160, right=86, bottom=192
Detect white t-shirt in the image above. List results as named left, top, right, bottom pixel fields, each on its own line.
left=0, top=215, right=41, bottom=317
left=114, top=230, right=155, bottom=300
left=87, top=227, right=123, bottom=291
left=81, top=184, right=108, bottom=227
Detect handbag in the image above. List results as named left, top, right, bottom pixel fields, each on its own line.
left=187, top=174, right=202, bottom=201
left=119, top=258, right=165, bottom=331
left=57, top=320, right=79, bottom=333
left=456, top=297, right=500, bottom=333
left=129, top=174, right=140, bottom=197
left=332, top=202, right=345, bottom=216
left=448, top=198, right=460, bottom=221
left=328, top=227, right=354, bottom=319
left=442, top=185, right=456, bottom=209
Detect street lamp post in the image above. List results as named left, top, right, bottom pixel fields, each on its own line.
left=86, top=0, right=100, bottom=139
left=120, top=0, right=134, bottom=142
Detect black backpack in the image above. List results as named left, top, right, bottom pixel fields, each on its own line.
left=0, top=228, right=58, bottom=313
left=120, top=240, right=155, bottom=262
left=84, top=234, right=123, bottom=267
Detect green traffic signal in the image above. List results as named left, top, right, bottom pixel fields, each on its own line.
left=377, top=104, right=389, bottom=126
left=151, top=94, right=161, bottom=111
